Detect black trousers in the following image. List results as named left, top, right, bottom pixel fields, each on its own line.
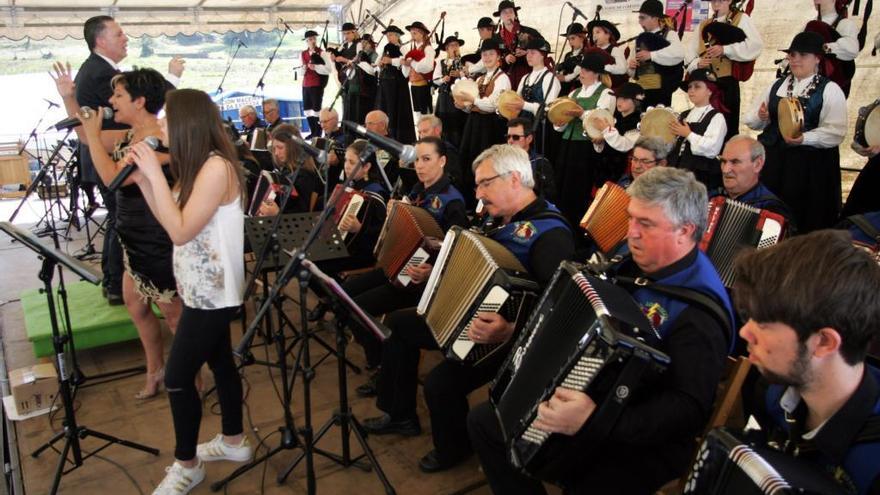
left=342, top=268, right=423, bottom=368
left=165, top=305, right=243, bottom=461
left=303, top=85, right=324, bottom=138
left=717, top=76, right=740, bottom=141
left=377, top=308, right=507, bottom=463
left=410, top=84, right=432, bottom=114
left=467, top=402, right=677, bottom=494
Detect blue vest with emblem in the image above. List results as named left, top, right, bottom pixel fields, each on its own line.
left=631, top=251, right=736, bottom=352
left=409, top=182, right=465, bottom=229
left=848, top=212, right=880, bottom=247
left=760, top=76, right=830, bottom=148
left=765, top=366, right=880, bottom=495
left=488, top=202, right=570, bottom=269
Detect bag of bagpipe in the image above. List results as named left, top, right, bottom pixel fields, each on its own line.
left=490, top=261, right=670, bottom=481
left=417, top=226, right=540, bottom=366
left=700, top=196, right=786, bottom=287
left=683, top=427, right=848, bottom=495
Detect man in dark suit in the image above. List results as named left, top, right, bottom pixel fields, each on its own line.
left=74, top=15, right=183, bottom=303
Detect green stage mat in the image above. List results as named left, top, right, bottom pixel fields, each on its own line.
left=21, top=281, right=155, bottom=357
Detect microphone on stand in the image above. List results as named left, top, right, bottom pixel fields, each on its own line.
left=341, top=120, right=417, bottom=164
left=107, top=136, right=160, bottom=192
left=288, top=134, right=328, bottom=165
left=566, top=1, right=589, bottom=21
left=51, top=107, right=114, bottom=131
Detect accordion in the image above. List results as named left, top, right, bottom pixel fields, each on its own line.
left=373, top=200, right=444, bottom=288
left=331, top=185, right=366, bottom=242
left=418, top=227, right=540, bottom=365
left=580, top=182, right=631, bottom=256
left=700, top=197, right=786, bottom=287
left=490, top=261, right=670, bottom=481
left=684, top=427, right=847, bottom=495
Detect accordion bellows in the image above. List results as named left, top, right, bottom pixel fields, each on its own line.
left=418, top=227, right=538, bottom=365
left=374, top=200, right=444, bottom=287
left=581, top=182, right=631, bottom=255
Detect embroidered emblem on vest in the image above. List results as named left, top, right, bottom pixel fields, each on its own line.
left=513, top=221, right=536, bottom=242
left=430, top=195, right=442, bottom=211
left=642, top=302, right=668, bottom=329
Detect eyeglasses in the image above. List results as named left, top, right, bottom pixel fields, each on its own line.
left=630, top=157, right=657, bottom=166
left=505, top=134, right=527, bottom=141
left=474, top=172, right=510, bottom=190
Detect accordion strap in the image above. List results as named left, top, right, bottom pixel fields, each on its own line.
left=616, top=276, right=732, bottom=344
left=849, top=214, right=880, bottom=245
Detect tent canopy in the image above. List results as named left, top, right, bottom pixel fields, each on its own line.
left=0, top=0, right=393, bottom=39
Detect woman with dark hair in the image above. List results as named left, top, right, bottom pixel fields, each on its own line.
left=128, top=88, right=250, bottom=494
left=51, top=63, right=181, bottom=400
left=256, top=123, right=323, bottom=215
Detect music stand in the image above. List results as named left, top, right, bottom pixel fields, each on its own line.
left=0, top=222, right=158, bottom=495
left=278, top=260, right=394, bottom=494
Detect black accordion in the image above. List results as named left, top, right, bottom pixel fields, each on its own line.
left=684, top=427, right=848, bottom=495
left=490, top=261, right=670, bottom=481
left=700, top=196, right=787, bottom=287
left=417, top=227, right=540, bottom=366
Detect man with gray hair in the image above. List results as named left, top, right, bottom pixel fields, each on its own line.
left=363, top=144, right=574, bottom=474
left=238, top=104, right=264, bottom=144
left=713, top=134, right=792, bottom=223
left=468, top=166, right=735, bottom=494
left=262, top=98, right=283, bottom=133
left=618, top=136, right=671, bottom=189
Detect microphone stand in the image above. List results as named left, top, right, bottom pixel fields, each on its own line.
left=216, top=40, right=246, bottom=95
left=18, top=100, right=56, bottom=157
left=9, top=130, right=72, bottom=224
left=215, top=150, right=370, bottom=494
left=253, top=21, right=292, bottom=96
left=367, top=144, right=395, bottom=192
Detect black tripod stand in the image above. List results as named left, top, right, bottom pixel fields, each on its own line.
left=279, top=260, right=395, bottom=494
left=0, top=222, right=158, bottom=495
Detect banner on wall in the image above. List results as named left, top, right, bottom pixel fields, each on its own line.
left=600, top=0, right=644, bottom=14
left=665, top=0, right=712, bottom=32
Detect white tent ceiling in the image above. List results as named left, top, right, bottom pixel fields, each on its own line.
left=0, top=0, right=396, bottom=39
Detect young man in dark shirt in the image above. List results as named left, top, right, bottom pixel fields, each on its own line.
left=736, top=230, right=880, bottom=495
left=468, top=167, right=734, bottom=494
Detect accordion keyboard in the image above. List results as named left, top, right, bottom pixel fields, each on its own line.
left=396, top=247, right=431, bottom=286
left=520, top=352, right=605, bottom=445
left=452, top=285, right=511, bottom=361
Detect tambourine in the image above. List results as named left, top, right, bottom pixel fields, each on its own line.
left=547, top=97, right=582, bottom=127
left=451, top=79, right=479, bottom=107
left=497, top=90, right=524, bottom=120
left=583, top=108, right=615, bottom=140
left=855, top=98, right=880, bottom=148
left=777, top=97, right=805, bottom=141
left=639, top=106, right=678, bottom=145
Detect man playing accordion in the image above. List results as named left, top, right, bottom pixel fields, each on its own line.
left=468, top=167, right=734, bottom=494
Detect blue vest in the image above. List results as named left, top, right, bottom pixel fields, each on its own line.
left=409, top=182, right=466, bottom=229
left=631, top=251, right=736, bottom=352
left=760, top=76, right=830, bottom=148
left=765, top=366, right=880, bottom=495
left=488, top=202, right=570, bottom=269
left=848, top=212, right=880, bottom=248
left=363, top=180, right=389, bottom=200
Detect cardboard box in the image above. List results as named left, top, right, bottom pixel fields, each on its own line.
left=9, top=363, right=57, bottom=416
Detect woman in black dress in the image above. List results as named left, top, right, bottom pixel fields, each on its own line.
left=52, top=64, right=181, bottom=399
left=256, top=124, right=323, bottom=215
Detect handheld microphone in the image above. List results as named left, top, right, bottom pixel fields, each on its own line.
left=107, top=136, right=160, bottom=192
left=52, top=107, right=114, bottom=131
left=341, top=120, right=417, bottom=164
left=566, top=1, right=589, bottom=21
left=288, top=134, right=328, bottom=165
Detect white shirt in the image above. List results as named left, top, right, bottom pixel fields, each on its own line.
left=516, top=67, right=561, bottom=115
left=433, top=56, right=462, bottom=84
left=685, top=12, right=764, bottom=73
left=820, top=12, right=860, bottom=61
left=96, top=52, right=181, bottom=87
left=744, top=75, right=848, bottom=149
left=302, top=49, right=333, bottom=78
left=596, top=44, right=629, bottom=76
left=681, top=104, right=728, bottom=158
left=602, top=114, right=641, bottom=153
left=563, top=48, right=583, bottom=83
left=469, top=67, right=512, bottom=114
left=554, top=82, right=616, bottom=132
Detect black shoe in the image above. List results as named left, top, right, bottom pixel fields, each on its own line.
left=418, top=449, right=468, bottom=473
left=362, top=413, right=421, bottom=436
left=307, top=302, right=328, bottom=322
left=106, top=293, right=124, bottom=306
left=356, top=372, right=379, bottom=397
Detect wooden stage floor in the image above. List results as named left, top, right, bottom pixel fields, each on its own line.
left=0, top=202, right=492, bottom=495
